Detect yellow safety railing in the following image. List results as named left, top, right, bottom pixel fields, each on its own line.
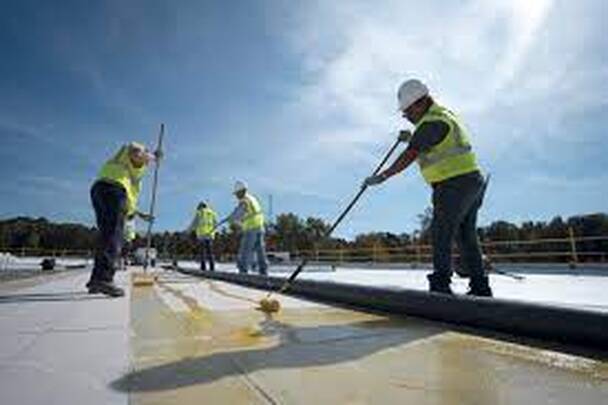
left=2, top=231, right=607, bottom=268
left=288, top=233, right=608, bottom=267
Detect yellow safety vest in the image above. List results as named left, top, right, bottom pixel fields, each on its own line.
left=195, top=207, right=218, bottom=238
left=97, top=145, right=146, bottom=216
left=415, top=103, right=480, bottom=184
left=241, top=193, right=264, bottom=231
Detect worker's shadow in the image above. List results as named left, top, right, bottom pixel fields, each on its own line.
left=0, top=292, right=110, bottom=304
left=111, top=316, right=441, bottom=392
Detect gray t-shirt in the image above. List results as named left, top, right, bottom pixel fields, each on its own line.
left=225, top=200, right=247, bottom=223
left=406, top=120, right=450, bottom=154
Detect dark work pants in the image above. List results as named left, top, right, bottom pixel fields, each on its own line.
left=199, top=238, right=215, bottom=271
left=429, top=171, right=488, bottom=289
left=89, top=181, right=127, bottom=283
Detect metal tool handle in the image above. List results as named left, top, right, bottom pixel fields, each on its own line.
left=143, top=123, right=164, bottom=272
left=276, top=137, right=403, bottom=292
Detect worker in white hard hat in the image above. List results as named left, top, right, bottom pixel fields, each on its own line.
left=187, top=200, right=218, bottom=271
left=87, top=142, right=160, bottom=297
left=217, top=181, right=268, bottom=275
left=363, top=79, right=492, bottom=297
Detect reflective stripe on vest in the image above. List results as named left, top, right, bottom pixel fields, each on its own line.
left=241, top=193, right=265, bottom=231
left=196, top=207, right=217, bottom=238
left=97, top=145, right=146, bottom=216
left=415, top=104, right=480, bottom=184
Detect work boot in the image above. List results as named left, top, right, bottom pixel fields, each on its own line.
left=427, top=272, right=453, bottom=295
left=87, top=281, right=125, bottom=298
left=467, top=277, right=493, bottom=297
left=86, top=280, right=97, bottom=293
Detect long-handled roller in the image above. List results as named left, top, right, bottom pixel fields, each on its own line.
left=133, top=123, right=164, bottom=287
left=258, top=137, right=402, bottom=313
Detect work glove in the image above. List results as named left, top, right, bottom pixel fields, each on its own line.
left=362, top=174, right=386, bottom=188
left=398, top=130, right=412, bottom=143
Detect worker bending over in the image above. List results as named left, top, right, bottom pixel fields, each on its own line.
left=87, top=142, right=159, bottom=297
left=364, top=79, right=492, bottom=297
left=218, top=181, right=268, bottom=275
left=188, top=200, right=218, bottom=271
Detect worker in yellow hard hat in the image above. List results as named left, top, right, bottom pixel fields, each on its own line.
left=363, top=79, right=492, bottom=297
left=187, top=200, right=218, bottom=271
left=87, top=142, right=160, bottom=297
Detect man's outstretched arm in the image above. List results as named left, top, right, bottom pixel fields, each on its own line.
left=380, top=148, right=419, bottom=179
left=363, top=121, right=449, bottom=187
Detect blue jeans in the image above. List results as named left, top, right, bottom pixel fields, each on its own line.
left=198, top=237, right=215, bottom=271
left=237, top=229, right=268, bottom=275
left=428, top=171, right=490, bottom=291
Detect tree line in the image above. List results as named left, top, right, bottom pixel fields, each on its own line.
left=1, top=212, right=607, bottom=262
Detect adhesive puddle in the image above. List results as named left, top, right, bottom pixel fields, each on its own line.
left=116, top=273, right=608, bottom=404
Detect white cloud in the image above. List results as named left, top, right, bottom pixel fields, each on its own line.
left=526, top=173, right=608, bottom=191
left=268, top=0, right=606, bottom=164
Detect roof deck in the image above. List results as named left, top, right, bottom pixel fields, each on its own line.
left=1, top=267, right=607, bottom=404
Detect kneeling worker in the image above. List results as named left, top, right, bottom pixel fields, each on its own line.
left=218, top=181, right=268, bottom=275
left=363, top=79, right=492, bottom=297
left=87, top=142, right=159, bottom=297
left=188, top=201, right=218, bottom=271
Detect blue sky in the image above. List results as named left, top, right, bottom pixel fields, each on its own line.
left=1, top=0, right=607, bottom=239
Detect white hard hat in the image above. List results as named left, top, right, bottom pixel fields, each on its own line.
left=128, top=142, right=147, bottom=153
left=397, top=79, right=429, bottom=111
left=233, top=180, right=247, bottom=194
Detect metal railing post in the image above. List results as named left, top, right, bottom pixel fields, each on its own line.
left=568, top=227, right=578, bottom=269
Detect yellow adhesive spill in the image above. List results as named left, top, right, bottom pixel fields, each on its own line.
left=127, top=278, right=608, bottom=405
left=435, top=332, right=608, bottom=380
left=229, top=327, right=268, bottom=345
left=247, top=327, right=265, bottom=338
left=483, top=341, right=608, bottom=379
left=204, top=280, right=259, bottom=304
left=242, top=320, right=278, bottom=339
left=157, top=281, right=212, bottom=323
left=153, top=279, right=282, bottom=348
